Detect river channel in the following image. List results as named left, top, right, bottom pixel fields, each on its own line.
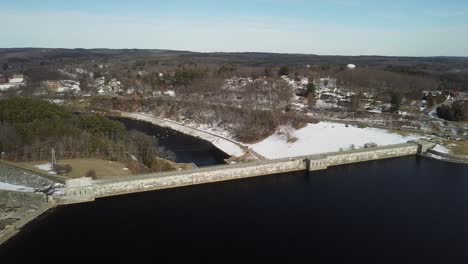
left=110, top=116, right=230, bottom=167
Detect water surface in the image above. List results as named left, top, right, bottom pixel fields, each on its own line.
left=1, top=157, right=467, bottom=262
left=111, top=117, right=229, bottom=166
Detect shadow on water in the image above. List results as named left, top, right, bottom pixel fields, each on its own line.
left=1, top=157, right=468, bottom=262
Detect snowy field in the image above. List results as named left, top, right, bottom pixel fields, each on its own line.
left=250, top=122, right=422, bottom=159
left=0, top=182, right=34, bottom=192
left=34, top=163, right=57, bottom=175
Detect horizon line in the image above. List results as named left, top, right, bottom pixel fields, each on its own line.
left=1, top=47, right=468, bottom=59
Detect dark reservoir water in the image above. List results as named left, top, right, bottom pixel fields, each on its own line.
left=110, top=117, right=229, bottom=167
left=1, top=157, right=468, bottom=262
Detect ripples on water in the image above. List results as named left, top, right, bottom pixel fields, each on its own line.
left=1, top=157, right=468, bottom=262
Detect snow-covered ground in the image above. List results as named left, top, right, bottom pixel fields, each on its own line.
left=8, top=78, right=23, bottom=83
left=432, top=144, right=449, bottom=154
left=0, top=83, right=18, bottom=91
left=367, top=109, right=383, bottom=114
left=164, top=90, right=176, bottom=97
left=47, top=99, right=65, bottom=105
left=0, top=182, right=34, bottom=192
left=34, top=163, right=57, bottom=175
left=315, top=99, right=342, bottom=110
left=250, top=122, right=423, bottom=159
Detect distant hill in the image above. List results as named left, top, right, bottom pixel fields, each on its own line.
left=1, top=48, right=467, bottom=68
left=0, top=48, right=192, bottom=63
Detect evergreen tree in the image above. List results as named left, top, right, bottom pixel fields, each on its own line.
left=278, top=66, right=289, bottom=76
left=390, top=92, right=403, bottom=112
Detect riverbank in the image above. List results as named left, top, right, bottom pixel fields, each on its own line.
left=95, top=109, right=428, bottom=161
left=0, top=190, right=54, bottom=246
left=114, top=111, right=468, bottom=164
left=100, top=110, right=265, bottom=161
left=422, top=149, right=468, bottom=164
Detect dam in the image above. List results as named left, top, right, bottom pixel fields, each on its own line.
left=0, top=139, right=435, bottom=246
left=57, top=141, right=434, bottom=203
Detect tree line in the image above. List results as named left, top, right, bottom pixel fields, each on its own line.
left=0, top=98, right=174, bottom=170
left=92, top=96, right=309, bottom=143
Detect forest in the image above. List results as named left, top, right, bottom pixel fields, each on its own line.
left=0, top=97, right=173, bottom=170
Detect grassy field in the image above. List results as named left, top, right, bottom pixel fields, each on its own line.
left=446, top=140, right=468, bottom=157
left=17, top=159, right=133, bottom=179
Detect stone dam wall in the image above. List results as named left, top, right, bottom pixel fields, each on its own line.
left=93, top=158, right=305, bottom=198
left=61, top=142, right=430, bottom=202
left=306, top=143, right=419, bottom=169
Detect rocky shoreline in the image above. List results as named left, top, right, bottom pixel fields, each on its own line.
left=0, top=161, right=59, bottom=246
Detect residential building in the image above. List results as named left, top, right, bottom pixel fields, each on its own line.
left=44, top=80, right=61, bottom=92
left=0, top=75, right=8, bottom=84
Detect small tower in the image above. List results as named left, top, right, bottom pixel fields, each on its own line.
left=51, top=148, right=57, bottom=165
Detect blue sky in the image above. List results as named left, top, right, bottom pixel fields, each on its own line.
left=2, top=0, right=468, bottom=56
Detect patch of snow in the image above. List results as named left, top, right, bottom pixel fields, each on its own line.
left=34, top=163, right=57, bottom=175
left=48, top=99, right=64, bottom=105
left=130, top=154, right=138, bottom=161
left=0, top=182, right=34, bottom=192
left=164, top=90, right=176, bottom=97
left=8, top=78, right=24, bottom=84
left=250, top=122, right=422, bottom=159
left=51, top=188, right=65, bottom=196
left=56, top=80, right=80, bottom=93
left=0, top=83, right=17, bottom=91
left=428, top=109, right=438, bottom=118
left=315, top=99, right=340, bottom=109
left=433, top=144, right=449, bottom=154
left=425, top=152, right=446, bottom=160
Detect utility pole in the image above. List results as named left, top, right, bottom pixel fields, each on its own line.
left=51, top=148, right=57, bottom=165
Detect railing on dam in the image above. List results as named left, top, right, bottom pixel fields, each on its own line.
left=60, top=141, right=435, bottom=202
